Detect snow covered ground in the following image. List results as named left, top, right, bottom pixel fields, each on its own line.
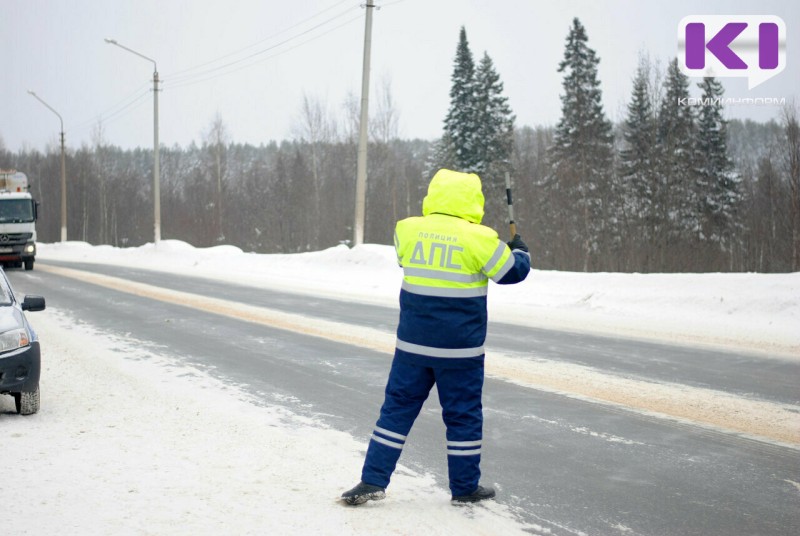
left=2, top=241, right=798, bottom=535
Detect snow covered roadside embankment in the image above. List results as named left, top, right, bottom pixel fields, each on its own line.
left=38, top=241, right=800, bottom=358
left=1, top=310, right=533, bottom=535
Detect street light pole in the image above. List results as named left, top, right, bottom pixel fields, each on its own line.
left=104, top=38, right=161, bottom=244
left=27, top=90, right=67, bottom=242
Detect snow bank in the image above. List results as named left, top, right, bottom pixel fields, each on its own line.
left=37, top=241, right=800, bottom=357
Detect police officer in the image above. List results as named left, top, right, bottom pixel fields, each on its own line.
left=342, top=169, right=531, bottom=505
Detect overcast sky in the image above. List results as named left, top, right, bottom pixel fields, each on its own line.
left=2, top=0, right=798, bottom=152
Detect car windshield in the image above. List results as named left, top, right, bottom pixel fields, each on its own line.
left=0, top=281, right=11, bottom=305
left=0, top=199, right=34, bottom=223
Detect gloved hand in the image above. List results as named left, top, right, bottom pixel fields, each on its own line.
left=507, top=234, right=529, bottom=253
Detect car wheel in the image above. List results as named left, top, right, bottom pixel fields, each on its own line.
left=24, top=259, right=34, bottom=271
left=13, top=386, right=40, bottom=415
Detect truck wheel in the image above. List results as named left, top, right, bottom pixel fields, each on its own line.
left=24, top=259, right=34, bottom=271
left=13, top=386, right=40, bottom=415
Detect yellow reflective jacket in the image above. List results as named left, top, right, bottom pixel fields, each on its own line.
left=393, top=169, right=530, bottom=368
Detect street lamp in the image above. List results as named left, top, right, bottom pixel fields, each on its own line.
left=104, top=38, right=161, bottom=244
left=27, top=90, right=67, bottom=242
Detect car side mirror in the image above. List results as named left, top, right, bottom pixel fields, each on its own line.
left=22, top=295, right=46, bottom=312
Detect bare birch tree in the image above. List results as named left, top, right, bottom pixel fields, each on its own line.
left=203, top=112, right=229, bottom=242
left=370, top=75, right=400, bottom=145
left=91, top=121, right=110, bottom=244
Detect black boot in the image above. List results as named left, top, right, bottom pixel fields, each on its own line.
left=341, top=482, right=386, bottom=505
left=451, top=484, right=496, bottom=503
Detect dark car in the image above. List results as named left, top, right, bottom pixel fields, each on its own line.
left=0, top=268, right=45, bottom=414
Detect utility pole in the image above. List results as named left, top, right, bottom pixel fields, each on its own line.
left=153, top=68, right=161, bottom=243
left=353, top=0, right=375, bottom=246
left=28, top=90, right=67, bottom=242
left=105, top=38, right=161, bottom=244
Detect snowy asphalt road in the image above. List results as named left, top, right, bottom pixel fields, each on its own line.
left=9, top=262, right=800, bottom=536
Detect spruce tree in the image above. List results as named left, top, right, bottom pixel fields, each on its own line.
left=548, top=18, right=614, bottom=271
left=620, top=62, right=657, bottom=220
left=474, top=52, right=515, bottom=176
left=473, top=52, right=515, bottom=227
left=695, top=76, right=741, bottom=255
left=619, top=61, right=658, bottom=268
left=428, top=27, right=517, bottom=229
left=656, top=58, right=697, bottom=268
left=442, top=26, right=479, bottom=172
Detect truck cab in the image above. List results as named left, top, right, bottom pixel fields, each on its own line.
left=0, top=171, right=38, bottom=271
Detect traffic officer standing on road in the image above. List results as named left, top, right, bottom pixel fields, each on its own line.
left=342, top=168, right=531, bottom=505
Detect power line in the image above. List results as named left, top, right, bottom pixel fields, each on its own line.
left=165, top=0, right=353, bottom=80
left=96, top=91, right=151, bottom=126
left=67, top=1, right=359, bottom=138
left=66, top=0, right=394, bottom=145
left=165, top=2, right=360, bottom=86
left=166, top=12, right=364, bottom=91
left=72, top=83, right=150, bottom=132
left=72, top=90, right=151, bottom=137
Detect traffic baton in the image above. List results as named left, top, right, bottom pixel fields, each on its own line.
left=505, top=172, right=516, bottom=239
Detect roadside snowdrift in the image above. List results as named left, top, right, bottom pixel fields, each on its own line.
left=38, top=241, right=800, bottom=357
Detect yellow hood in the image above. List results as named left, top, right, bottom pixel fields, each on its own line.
left=421, top=169, right=485, bottom=224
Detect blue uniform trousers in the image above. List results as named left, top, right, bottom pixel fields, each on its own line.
left=360, top=356, right=485, bottom=496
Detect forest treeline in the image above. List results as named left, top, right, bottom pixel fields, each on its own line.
left=2, top=19, right=797, bottom=273
left=1, top=116, right=794, bottom=273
